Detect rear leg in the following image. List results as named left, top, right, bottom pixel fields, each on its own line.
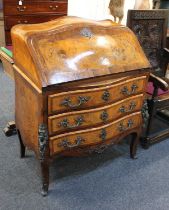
left=17, top=129, right=26, bottom=158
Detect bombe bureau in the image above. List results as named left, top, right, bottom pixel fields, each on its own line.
left=7, top=17, right=151, bottom=195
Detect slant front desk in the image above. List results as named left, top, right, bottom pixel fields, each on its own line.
left=5, top=17, right=151, bottom=195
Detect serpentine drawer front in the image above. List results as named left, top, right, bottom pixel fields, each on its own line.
left=48, top=76, right=147, bottom=115
left=48, top=94, right=144, bottom=135
left=49, top=112, right=142, bottom=155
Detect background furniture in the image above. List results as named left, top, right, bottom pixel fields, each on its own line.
left=1, top=17, right=150, bottom=195
left=0, top=9, right=5, bottom=47
left=127, top=9, right=169, bottom=77
left=3, top=0, right=68, bottom=45
left=127, top=9, right=169, bottom=148
left=160, top=0, right=169, bottom=48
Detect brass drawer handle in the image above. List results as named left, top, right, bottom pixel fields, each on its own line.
left=100, top=110, right=109, bottom=122
left=121, top=84, right=138, bottom=96
left=59, top=116, right=84, bottom=128
left=119, top=101, right=136, bottom=113
left=17, top=6, right=26, bottom=12
left=99, top=128, right=107, bottom=141
left=49, top=5, right=59, bottom=10
left=118, top=119, right=134, bottom=132
left=102, top=90, right=110, bottom=102
left=17, top=20, right=28, bottom=24
left=58, top=136, right=85, bottom=148
left=60, top=96, right=90, bottom=108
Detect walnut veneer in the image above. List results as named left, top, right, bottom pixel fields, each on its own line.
left=3, top=17, right=151, bottom=195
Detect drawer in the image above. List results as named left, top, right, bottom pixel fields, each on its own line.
left=4, top=14, right=66, bottom=30
left=48, top=94, right=144, bottom=135
left=48, top=76, right=147, bottom=115
left=4, top=2, right=67, bottom=15
left=49, top=112, right=142, bottom=155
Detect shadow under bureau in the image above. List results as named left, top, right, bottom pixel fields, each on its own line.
left=4, top=17, right=151, bottom=195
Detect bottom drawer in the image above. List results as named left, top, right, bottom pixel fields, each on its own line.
left=49, top=112, right=142, bottom=155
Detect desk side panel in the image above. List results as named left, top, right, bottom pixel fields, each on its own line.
left=14, top=69, right=44, bottom=155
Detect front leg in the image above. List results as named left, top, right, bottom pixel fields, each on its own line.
left=38, top=124, right=50, bottom=196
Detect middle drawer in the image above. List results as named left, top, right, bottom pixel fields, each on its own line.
left=48, top=94, right=144, bottom=136
left=4, top=14, right=67, bottom=30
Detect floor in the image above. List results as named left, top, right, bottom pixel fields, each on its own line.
left=1, top=63, right=169, bottom=210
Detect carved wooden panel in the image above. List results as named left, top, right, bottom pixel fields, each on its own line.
left=127, top=9, right=169, bottom=76
left=132, top=19, right=163, bottom=68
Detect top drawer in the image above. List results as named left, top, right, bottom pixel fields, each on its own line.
left=4, top=2, right=68, bottom=15
left=48, top=76, right=147, bottom=115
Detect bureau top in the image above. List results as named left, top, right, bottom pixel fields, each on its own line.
left=11, top=16, right=150, bottom=88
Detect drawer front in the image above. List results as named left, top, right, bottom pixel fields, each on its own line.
left=48, top=94, right=144, bottom=135
left=48, top=76, right=147, bottom=115
left=4, top=2, right=68, bottom=15
left=4, top=14, right=66, bottom=30
left=49, top=112, right=142, bottom=155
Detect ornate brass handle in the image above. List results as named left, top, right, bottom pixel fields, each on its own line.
left=17, top=20, right=28, bottom=24
left=102, top=90, right=110, bottom=102
left=49, top=5, right=59, bottom=10
left=99, top=128, right=107, bottom=141
left=121, top=84, right=138, bottom=96
left=100, top=110, right=109, bottom=122
left=58, top=136, right=85, bottom=148
left=17, top=6, right=26, bottom=12
left=59, top=116, right=84, bottom=128
left=60, top=96, right=90, bottom=108
left=119, top=102, right=136, bottom=113
left=118, top=119, right=134, bottom=132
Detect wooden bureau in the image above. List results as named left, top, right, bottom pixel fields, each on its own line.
left=2, top=17, right=151, bottom=195
left=3, top=0, right=68, bottom=45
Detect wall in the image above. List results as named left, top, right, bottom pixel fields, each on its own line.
left=68, top=0, right=153, bottom=25
left=68, top=0, right=135, bottom=25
